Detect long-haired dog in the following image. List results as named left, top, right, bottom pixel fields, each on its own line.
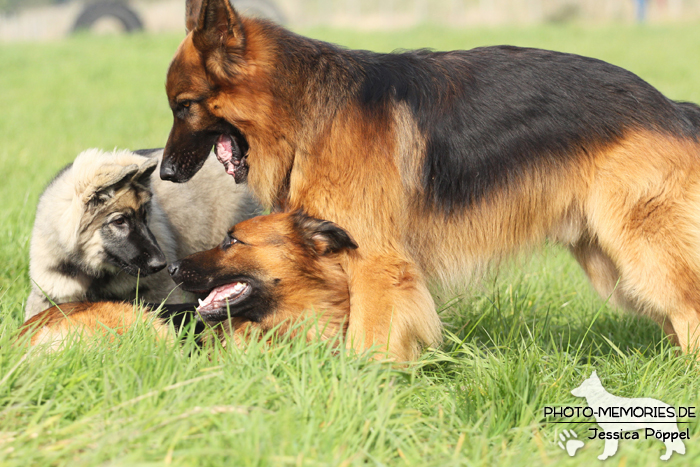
left=160, top=0, right=700, bottom=361
left=26, top=148, right=260, bottom=320
left=21, top=212, right=355, bottom=350
left=168, top=210, right=355, bottom=345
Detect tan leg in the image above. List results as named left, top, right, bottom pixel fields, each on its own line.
left=590, top=210, right=700, bottom=355
left=344, top=252, right=442, bottom=361
left=585, top=135, right=700, bottom=355
left=569, top=235, right=634, bottom=311
left=653, top=312, right=699, bottom=354
left=667, top=312, right=700, bottom=354
left=578, top=224, right=700, bottom=355
left=662, top=319, right=680, bottom=348
left=574, top=235, right=700, bottom=354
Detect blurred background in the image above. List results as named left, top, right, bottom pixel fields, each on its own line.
left=2, top=0, right=700, bottom=40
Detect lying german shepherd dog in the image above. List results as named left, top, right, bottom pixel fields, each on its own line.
left=160, top=0, right=700, bottom=361
left=20, top=212, right=355, bottom=349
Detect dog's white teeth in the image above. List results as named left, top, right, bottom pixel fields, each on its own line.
left=198, top=299, right=205, bottom=307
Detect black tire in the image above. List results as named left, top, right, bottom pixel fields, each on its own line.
left=72, top=2, right=143, bottom=33
left=232, top=0, right=286, bottom=24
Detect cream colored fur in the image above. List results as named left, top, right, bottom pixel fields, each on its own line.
left=26, top=148, right=260, bottom=320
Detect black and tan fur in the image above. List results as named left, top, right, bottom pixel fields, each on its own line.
left=169, top=211, right=355, bottom=345
left=21, top=212, right=355, bottom=349
left=160, top=0, right=700, bottom=360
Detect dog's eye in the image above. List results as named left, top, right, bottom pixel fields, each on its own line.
left=175, top=100, right=193, bottom=119
left=222, top=235, right=240, bottom=250
left=113, top=217, right=127, bottom=226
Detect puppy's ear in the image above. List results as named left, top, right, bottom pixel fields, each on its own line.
left=292, top=211, right=358, bottom=256
left=84, top=164, right=140, bottom=208
left=132, top=157, right=158, bottom=189
left=191, top=0, right=245, bottom=69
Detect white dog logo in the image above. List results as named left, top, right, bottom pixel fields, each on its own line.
left=571, top=371, right=686, bottom=460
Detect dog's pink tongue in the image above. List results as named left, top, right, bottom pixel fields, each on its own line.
left=215, top=135, right=237, bottom=176
left=216, top=134, right=233, bottom=163
left=197, top=282, right=246, bottom=311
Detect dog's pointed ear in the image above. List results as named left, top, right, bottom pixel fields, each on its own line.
left=191, top=0, right=244, bottom=53
left=132, top=157, right=158, bottom=188
left=591, top=370, right=598, bottom=379
left=185, top=0, right=204, bottom=34
left=292, top=211, right=358, bottom=256
left=84, top=164, right=140, bottom=207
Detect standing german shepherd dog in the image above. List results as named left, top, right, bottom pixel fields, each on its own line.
left=161, top=0, right=700, bottom=361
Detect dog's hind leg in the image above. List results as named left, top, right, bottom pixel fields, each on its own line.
left=586, top=133, right=700, bottom=355
left=568, top=233, right=694, bottom=349
left=568, top=234, right=695, bottom=349
left=570, top=234, right=635, bottom=311
left=344, top=252, right=443, bottom=362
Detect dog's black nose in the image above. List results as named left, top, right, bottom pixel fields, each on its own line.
left=168, top=261, right=180, bottom=277
left=160, top=159, right=177, bottom=181
left=147, top=254, right=167, bottom=274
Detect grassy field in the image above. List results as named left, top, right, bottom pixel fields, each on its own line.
left=1, top=23, right=700, bottom=466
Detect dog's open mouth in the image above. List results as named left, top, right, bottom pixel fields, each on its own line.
left=196, top=281, right=252, bottom=316
left=215, top=134, right=249, bottom=184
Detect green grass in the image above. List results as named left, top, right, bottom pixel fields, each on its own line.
left=2, top=24, right=700, bottom=465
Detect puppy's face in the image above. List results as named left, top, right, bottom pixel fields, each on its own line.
left=98, top=199, right=166, bottom=277
left=80, top=161, right=166, bottom=277
left=168, top=211, right=357, bottom=324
